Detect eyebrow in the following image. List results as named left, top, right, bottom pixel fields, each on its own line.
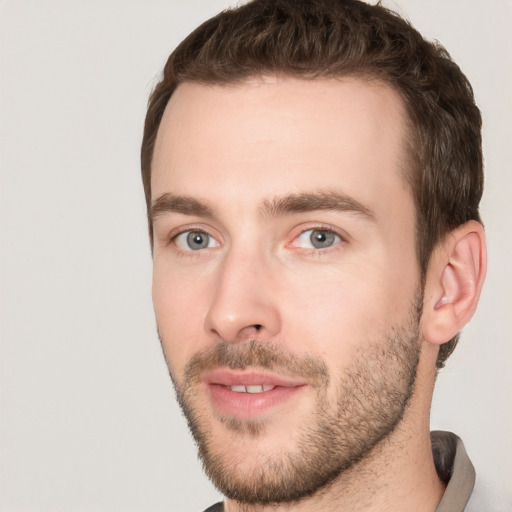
left=261, top=190, right=375, bottom=221
left=151, top=193, right=215, bottom=221
left=150, top=190, right=375, bottom=223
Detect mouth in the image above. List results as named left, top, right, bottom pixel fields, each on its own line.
left=203, top=369, right=307, bottom=419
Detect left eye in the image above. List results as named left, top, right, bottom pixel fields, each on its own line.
left=175, top=231, right=219, bottom=251
left=296, top=229, right=341, bottom=249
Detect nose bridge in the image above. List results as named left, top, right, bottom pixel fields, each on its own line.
left=204, top=241, right=281, bottom=342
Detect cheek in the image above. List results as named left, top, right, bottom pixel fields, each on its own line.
left=273, top=267, right=344, bottom=343
left=278, top=258, right=418, bottom=361
left=279, top=275, right=371, bottom=362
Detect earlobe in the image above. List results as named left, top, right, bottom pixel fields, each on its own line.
left=422, top=221, right=487, bottom=346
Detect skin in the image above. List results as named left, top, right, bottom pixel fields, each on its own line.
left=150, top=77, right=453, bottom=511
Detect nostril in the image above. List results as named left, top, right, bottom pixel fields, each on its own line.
left=253, top=324, right=263, bottom=331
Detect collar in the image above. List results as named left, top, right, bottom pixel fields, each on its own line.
left=432, top=431, right=476, bottom=512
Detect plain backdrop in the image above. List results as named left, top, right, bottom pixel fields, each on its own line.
left=1, top=1, right=511, bottom=511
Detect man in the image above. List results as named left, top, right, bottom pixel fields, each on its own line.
left=141, top=0, right=486, bottom=510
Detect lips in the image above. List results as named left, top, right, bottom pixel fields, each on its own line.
left=203, top=369, right=307, bottom=419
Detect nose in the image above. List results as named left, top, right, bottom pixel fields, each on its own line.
left=204, top=247, right=281, bottom=343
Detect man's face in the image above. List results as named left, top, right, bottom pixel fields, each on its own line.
left=151, top=77, right=422, bottom=503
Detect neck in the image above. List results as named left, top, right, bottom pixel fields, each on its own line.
left=225, top=348, right=444, bottom=512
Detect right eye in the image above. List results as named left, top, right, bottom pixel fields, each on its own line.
left=174, top=230, right=219, bottom=251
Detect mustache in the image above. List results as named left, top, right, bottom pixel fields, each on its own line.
left=182, top=339, right=330, bottom=388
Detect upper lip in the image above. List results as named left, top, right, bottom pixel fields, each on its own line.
left=203, top=368, right=307, bottom=388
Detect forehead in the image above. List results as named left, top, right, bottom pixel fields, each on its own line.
left=151, top=77, right=412, bottom=219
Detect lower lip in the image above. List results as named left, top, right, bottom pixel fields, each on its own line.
left=207, top=384, right=305, bottom=419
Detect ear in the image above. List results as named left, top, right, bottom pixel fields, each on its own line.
left=422, top=220, right=487, bottom=346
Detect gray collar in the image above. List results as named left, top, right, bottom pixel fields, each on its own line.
left=433, top=431, right=476, bottom=512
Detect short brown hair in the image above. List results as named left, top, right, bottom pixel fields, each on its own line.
left=141, top=0, right=483, bottom=368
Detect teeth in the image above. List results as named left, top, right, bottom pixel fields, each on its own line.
left=228, top=385, right=276, bottom=393
left=247, top=385, right=263, bottom=393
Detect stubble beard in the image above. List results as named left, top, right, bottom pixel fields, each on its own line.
left=162, top=297, right=422, bottom=505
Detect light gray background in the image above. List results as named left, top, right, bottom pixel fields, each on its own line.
left=1, top=1, right=510, bottom=511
